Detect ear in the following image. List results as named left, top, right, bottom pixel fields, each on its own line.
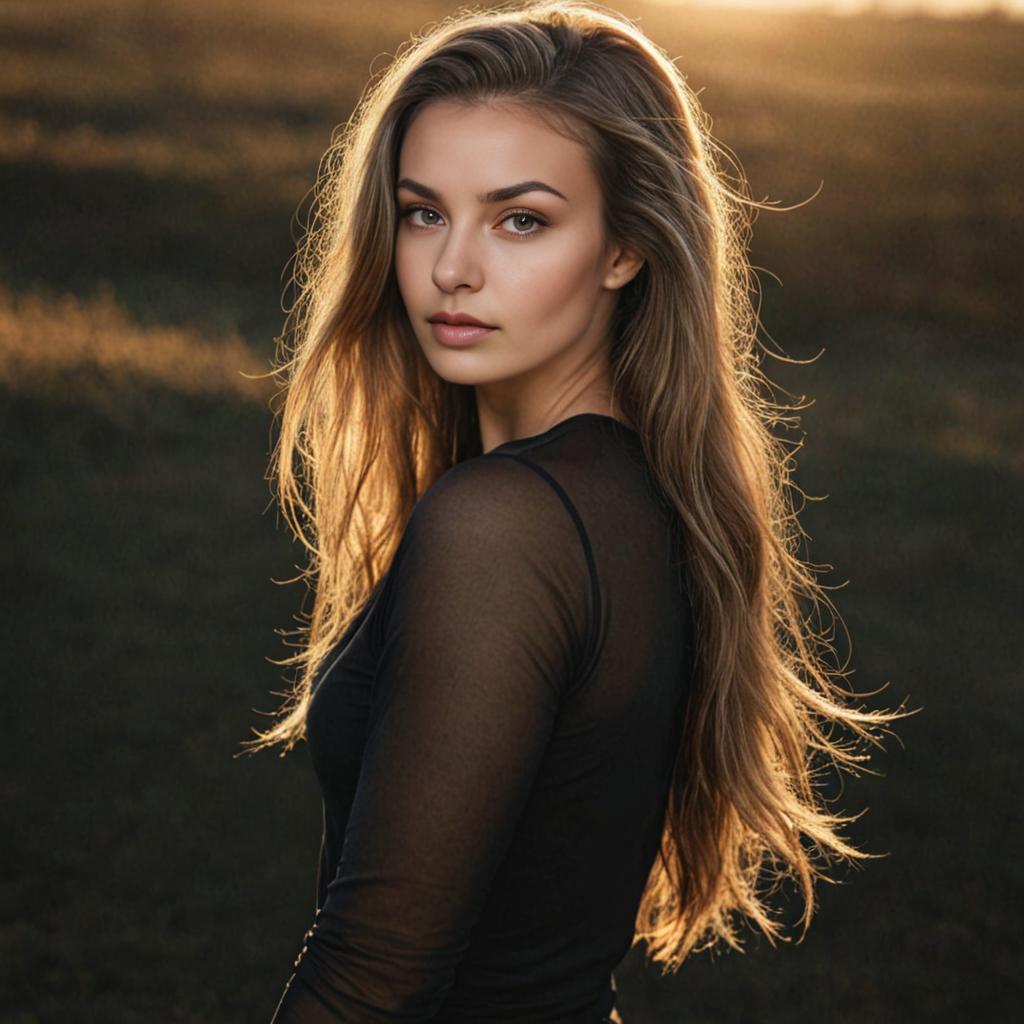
left=602, top=242, right=645, bottom=290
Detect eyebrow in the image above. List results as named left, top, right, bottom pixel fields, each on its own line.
left=395, top=178, right=568, bottom=204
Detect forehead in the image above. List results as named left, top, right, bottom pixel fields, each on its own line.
left=398, top=100, right=597, bottom=200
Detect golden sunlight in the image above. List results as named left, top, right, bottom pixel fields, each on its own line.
left=647, top=0, right=1022, bottom=17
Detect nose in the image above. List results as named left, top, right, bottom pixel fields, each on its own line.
left=431, top=224, right=484, bottom=293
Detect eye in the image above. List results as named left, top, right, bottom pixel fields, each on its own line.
left=399, top=205, right=443, bottom=228
left=397, top=204, right=549, bottom=239
left=498, top=209, right=548, bottom=237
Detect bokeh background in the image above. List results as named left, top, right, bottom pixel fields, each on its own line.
left=3, top=1, right=1020, bottom=1021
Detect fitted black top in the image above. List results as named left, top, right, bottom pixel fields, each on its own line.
left=270, top=413, right=696, bottom=1023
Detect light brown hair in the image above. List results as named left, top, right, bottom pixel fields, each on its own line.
left=241, top=0, right=909, bottom=970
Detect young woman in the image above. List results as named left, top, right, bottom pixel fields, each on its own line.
left=245, top=2, right=905, bottom=1021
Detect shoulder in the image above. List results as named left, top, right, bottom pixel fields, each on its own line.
left=383, top=453, right=597, bottom=628
left=408, top=452, right=587, bottom=555
left=379, top=452, right=598, bottom=665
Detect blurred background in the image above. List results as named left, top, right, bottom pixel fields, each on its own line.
left=2, top=0, right=1020, bottom=1021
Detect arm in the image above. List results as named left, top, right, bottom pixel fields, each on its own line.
left=271, top=454, right=594, bottom=1022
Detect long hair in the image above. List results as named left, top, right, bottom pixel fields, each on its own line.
left=241, top=0, right=908, bottom=970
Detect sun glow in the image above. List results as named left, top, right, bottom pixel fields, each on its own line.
left=646, top=0, right=1022, bottom=17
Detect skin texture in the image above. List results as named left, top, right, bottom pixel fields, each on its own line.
left=394, top=99, right=645, bottom=453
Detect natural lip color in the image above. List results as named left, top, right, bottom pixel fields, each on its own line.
left=429, top=321, right=496, bottom=347
left=428, top=311, right=496, bottom=328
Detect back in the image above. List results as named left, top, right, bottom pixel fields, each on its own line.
left=272, top=413, right=695, bottom=1024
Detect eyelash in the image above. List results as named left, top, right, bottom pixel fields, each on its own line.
left=397, top=204, right=549, bottom=239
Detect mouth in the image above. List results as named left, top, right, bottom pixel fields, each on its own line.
left=428, top=320, right=496, bottom=347
left=427, top=313, right=496, bottom=328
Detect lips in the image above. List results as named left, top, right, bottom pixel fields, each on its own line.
left=429, top=320, right=496, bottom=347
left=428, top=312, right=496, bottom=328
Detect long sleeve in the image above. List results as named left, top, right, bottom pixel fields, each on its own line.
left=271, top=453, right=595, bottom=1022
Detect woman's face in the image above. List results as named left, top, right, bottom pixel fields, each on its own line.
left=394, top=99, right=642, bottom=409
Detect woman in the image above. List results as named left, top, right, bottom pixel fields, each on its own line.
left=245, top=2, right=905, bottom=1021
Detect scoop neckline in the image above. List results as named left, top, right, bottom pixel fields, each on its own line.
left=488, top=412, right=640, bottom=453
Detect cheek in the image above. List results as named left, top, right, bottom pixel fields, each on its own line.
left=503, top=238, right=603, bottom=327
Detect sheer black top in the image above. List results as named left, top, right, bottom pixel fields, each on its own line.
left=270, top=413, right=695, bottom=1023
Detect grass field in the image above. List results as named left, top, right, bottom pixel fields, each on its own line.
left=2, top=2, right=1021, bottom=1021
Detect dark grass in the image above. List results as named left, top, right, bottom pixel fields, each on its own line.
left=2, top=2, right=1022, bottom=1021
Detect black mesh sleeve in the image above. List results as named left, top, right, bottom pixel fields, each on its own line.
left=270, top=454, right=594, bottom=1022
